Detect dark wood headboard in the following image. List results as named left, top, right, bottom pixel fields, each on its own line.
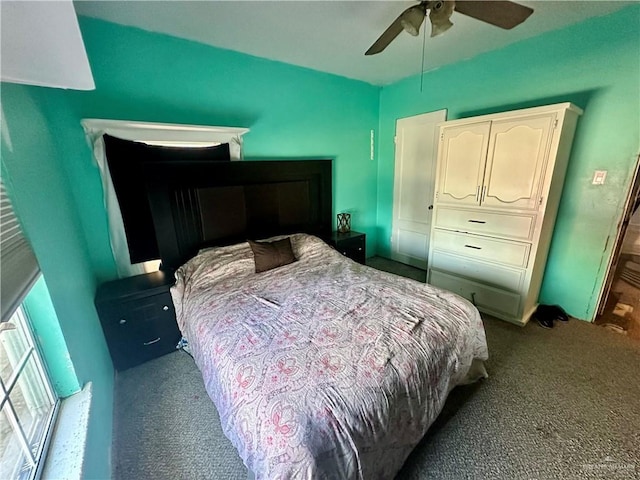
left=144, top=159, right=332, bottom=271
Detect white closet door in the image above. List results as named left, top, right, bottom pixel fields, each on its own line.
left=482, top=113, right=555, bottom=210
left=436, top=122, right=491, bottom=207
left=391, top=110, right=446, bottom=269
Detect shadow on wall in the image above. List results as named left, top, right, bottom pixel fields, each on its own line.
left=373, top=225, right=390, bottom=258
left=458, top=89, right=603, bottom=119
left=68, top=89, right=262, bottom=131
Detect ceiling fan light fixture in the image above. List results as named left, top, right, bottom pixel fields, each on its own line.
left=400, top=5, right=426, bottom=36
left=430, top=17, right=453, bottom=37
left=429, top=0, right=455, bottom=37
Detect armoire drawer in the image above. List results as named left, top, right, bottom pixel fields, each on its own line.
left=428, top=269, right=521, bottom=319
left=431, top=229, right=531, bottom=268
left=430, top=250, right=524, bottom=292
left=434, top=207, right=536, bottom=241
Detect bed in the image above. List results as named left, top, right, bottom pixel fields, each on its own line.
left=144, top=159, right=489, bottom=479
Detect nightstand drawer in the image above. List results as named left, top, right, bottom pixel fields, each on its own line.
left=330, top=231, right=366, bottom=264
left=100, top=292, right=181, bottom=371
left=95, top=271, right=181, bottom=371
left=107, top=292, right=175, bottom=330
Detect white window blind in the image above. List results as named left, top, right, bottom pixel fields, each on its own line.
left=1, top=181, right=40, bottom=321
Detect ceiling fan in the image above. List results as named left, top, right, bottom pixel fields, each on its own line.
left=365, top=0, right=534, bottom=55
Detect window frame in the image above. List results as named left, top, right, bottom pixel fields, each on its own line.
left=0, top=303, right=59, bottom=480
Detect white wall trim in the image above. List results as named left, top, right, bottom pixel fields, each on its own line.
left=41, top=382, right=93, bottom=480
left=81, top=119, right=249, bottom=150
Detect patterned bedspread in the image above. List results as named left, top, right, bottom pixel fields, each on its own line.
left=171, top=234, right=488, bottom=479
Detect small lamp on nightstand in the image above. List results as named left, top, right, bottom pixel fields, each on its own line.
left=337, top=213, right=351, bottom=233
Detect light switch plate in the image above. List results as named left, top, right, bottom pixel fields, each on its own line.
left=592, top=170, right=607, bottom=185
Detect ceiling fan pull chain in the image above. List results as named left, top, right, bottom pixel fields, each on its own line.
left=420, top=15, right=427, bottom=93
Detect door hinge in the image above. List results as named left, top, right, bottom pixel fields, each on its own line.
left=393, top=135, right=397, bottom=144
left=539, top=196, right=544, bottom=205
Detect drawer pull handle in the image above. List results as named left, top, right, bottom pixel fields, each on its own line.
left=468, top=220, right=486, bottom=224
left=162, top=305, right=169, bottom=311
left=464, top=244, right=482, bottom=250
left=119, top=319, right=126, bottom=325
left=471, top=292, right=477, bottom=305
left=143, top=337, right=161, bottom=346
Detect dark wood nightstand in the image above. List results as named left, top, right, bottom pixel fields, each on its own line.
left=95, top=270, right=181, bottom=371
left=329, top=231, right=366, bottom=264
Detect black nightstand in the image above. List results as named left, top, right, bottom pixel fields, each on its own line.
left=329, top=231, right=366, bottom=264
left=95, top=270, right=181, bottom=371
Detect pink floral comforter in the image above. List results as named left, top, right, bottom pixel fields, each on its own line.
left=171, top=234, right=488, bottom=479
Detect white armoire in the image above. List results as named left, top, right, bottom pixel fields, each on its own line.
left=427, top=103, right=582, bottom=325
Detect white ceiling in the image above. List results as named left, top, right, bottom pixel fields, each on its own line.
left=74, top=1, right=631, bottom=86
left=1, top=0, right=94, bottom=90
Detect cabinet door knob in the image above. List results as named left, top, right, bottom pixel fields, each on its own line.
left=162, top=305, right=169, bottom=311
left=119, top=319, right=126, bottom=325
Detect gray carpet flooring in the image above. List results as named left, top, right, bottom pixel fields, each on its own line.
left=113, top=261, right=640, bottom=480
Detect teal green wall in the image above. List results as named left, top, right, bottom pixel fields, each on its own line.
left=54, top=17, right=381, bottom=282
left=377, top=5, right=640, bottom=321
left=1, top=84, right=114, bottom=479
left=23, top=276, right=80, bottom=397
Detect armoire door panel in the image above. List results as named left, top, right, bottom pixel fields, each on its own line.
left=437, top=122, right=490, bottom=206
left=482, top=114, right=555, bottom=210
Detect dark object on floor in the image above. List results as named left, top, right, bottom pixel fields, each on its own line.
left=541, top=304, right=569, bottom=322
left=620, top=260, right=640, bottom=289
left=535, top=314, right=554, bottom=329
left=532, top=304, right=569, bottom=328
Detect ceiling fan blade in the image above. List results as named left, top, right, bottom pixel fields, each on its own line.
left=454, top=1, right=533, bottom=29
left=365, top=14, right=404, bottom=55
